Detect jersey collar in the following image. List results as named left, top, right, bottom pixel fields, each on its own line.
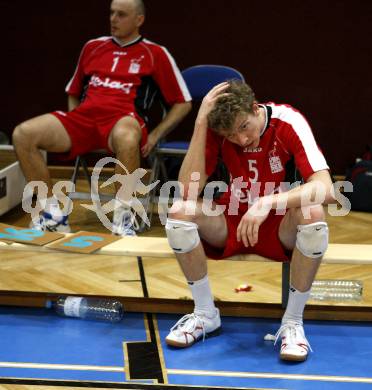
left=259, top=104, right=272, bottom=137
left=112, top=35, right=143, bottom=48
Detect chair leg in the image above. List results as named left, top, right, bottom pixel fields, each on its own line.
left=71, top=156, right=81, bottom=185
left=147, top=155, right=160, bottom=224
left=159, top=156, right=168, bottom=182
left=80, top=156, right=91, bottom=187
left=281, top=262, right=291, bottom=308
left=69, top=155, right=95, bottom=200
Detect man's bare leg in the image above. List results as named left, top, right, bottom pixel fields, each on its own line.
left=277, top=205, right=327, bottom=361
left=169, top=200, right=227, bottom=280
left=108, top=116, right=142, bottom=235
left=164, top=200, right=228, bottom=347
left=13, top=114, right=72, bottom=230
left=108, top=116, right=142, bottom=176
left=279, top=205, right=325, bottom=292
left=13, top=114, right=71, bottom=195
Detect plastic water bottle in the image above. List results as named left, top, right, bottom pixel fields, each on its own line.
left=310, top=280, right=363, bottom=301
left=310, top=291, right=362, bottom=301
left=312, top=280, right=363, bottom=289
left=51, top=296, right=124, bottom=322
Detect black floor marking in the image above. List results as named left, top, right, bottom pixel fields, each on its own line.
left=137, top=256, right=149, bottom=298
left=125, top=257, right=163, bottom=382
left=0, top=377, right=255, bottom=389
left=126, top=335, right=163, bottom=382
left=118, top=279, right=141, bottom=282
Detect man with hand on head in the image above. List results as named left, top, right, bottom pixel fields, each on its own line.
left=13, top=0, right=191, bottom=235
left=164, top=80, right=333, bottom=362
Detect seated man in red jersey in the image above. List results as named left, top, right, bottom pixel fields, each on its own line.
left=12, top=0, right=191, bottom=235
left=164, top=80, right=334, bottom=362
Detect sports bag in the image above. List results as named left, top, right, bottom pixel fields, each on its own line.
left=345, top=146, right=372, bottom=212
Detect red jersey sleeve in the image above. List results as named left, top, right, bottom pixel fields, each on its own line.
left=65, top=41, right=92, bottom=97
left=274, top=105, right=329, bottom=181
left=205, top=129, right=222, bottom=177
left=150, top=45, right=191, bottom=105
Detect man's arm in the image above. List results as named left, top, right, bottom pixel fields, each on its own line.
left=178, top=83, right=230, bottom=199
left=178, top=108, right=209, bottom=193
left=260, top=169, right=335, bottom=211
left=237, top=169, right=334, bottom=248
left=65, top=41, right=93, bottom=110
left=68, top=95, right=80, bottom=112
left=142, top=43, right=193, bottom=158
left=141, top=101, right=191, bottom=157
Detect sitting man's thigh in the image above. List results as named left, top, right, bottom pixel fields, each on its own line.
left=170, top=199, right=228, bottom=249
left=14, top=114, right=72, bottom=153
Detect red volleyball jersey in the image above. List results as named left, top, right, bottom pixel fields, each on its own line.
left=66, top=36, right=191, bottom=113
left=205, top=103, right=329, bottom=213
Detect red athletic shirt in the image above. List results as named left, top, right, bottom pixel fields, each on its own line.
left=66, top=36, right=191, bottom=113
left=205, top=103, right=329, bottom=214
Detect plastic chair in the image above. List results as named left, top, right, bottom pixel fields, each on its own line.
left=152, top=64, right=245, bottom=182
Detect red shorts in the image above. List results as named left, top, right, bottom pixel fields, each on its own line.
left=203, top=210, right=291, bottom=262
left=52, top=102, right=147, bottom=160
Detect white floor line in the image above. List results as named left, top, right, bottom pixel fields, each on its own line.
left=167, top=368, right=372, bottom=384
left=0, top=361, right=124, bottom=372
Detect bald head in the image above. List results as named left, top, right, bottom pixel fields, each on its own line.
left=111, top=0, right=145, bottom=16
left=133, top=0, right=145, bottom=16
left=110, top=0, right=145, bottom=43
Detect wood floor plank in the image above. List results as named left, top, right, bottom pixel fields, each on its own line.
left=0, top=178, right=371, bottom=314
left=0, top=250, right=142, bottom=297
left=0, top=386, right=136, bottom=390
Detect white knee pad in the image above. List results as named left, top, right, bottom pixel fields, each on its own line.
left=296, top=222, right=329, bottom=258
left=165, top=218, right=200, bottom=253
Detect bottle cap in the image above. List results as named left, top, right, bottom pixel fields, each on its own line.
left=45, top=300, right=53, bottom=309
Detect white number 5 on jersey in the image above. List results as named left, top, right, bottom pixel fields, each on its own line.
left=248, top=160, right=258, bottom=183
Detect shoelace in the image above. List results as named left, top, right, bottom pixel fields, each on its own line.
left=116, top=210, right=139, bottom=234
left=34, top=213, right=67, bottom=232
left=170, top=313, right=206, bottom=342
left=273, top=323, right=313, bottom=352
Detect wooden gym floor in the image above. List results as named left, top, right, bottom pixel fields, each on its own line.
left=1, top=174, right=372, bottom=390
left=0, top=175, right=371, bottom=312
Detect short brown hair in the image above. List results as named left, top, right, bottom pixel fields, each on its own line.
left=207, top=80, right=256, bottom=133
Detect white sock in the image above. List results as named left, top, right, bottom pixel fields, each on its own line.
left=282, top=285, right=310, bottom=325
left=44, top=197, right=64, bottom=221
left=188, top=275, right=216, bottom=317
left=113, top=198, right=132, bottom=220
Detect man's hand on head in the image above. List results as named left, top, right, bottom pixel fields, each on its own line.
left=196, top=82, right=230, bottom=126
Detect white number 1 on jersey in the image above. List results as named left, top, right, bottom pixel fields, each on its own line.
left=111, top=57, right=120, bottom=72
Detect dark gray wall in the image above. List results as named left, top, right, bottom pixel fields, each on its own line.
left=1, top=0, right=372, bottom=173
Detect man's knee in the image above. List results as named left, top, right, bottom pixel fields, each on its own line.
left=168, top=199, right=202, bottom=223
left=13, top=122, right=35, bottom=147
left=289, top=204, right=325, bottom=226
left=166, top=200, right=203, bottom=253
left=165, top=218, right=200, bottom=253
left=295, top=206, right=328, bottom=258
left=110, top=125, right=141, bottom=152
